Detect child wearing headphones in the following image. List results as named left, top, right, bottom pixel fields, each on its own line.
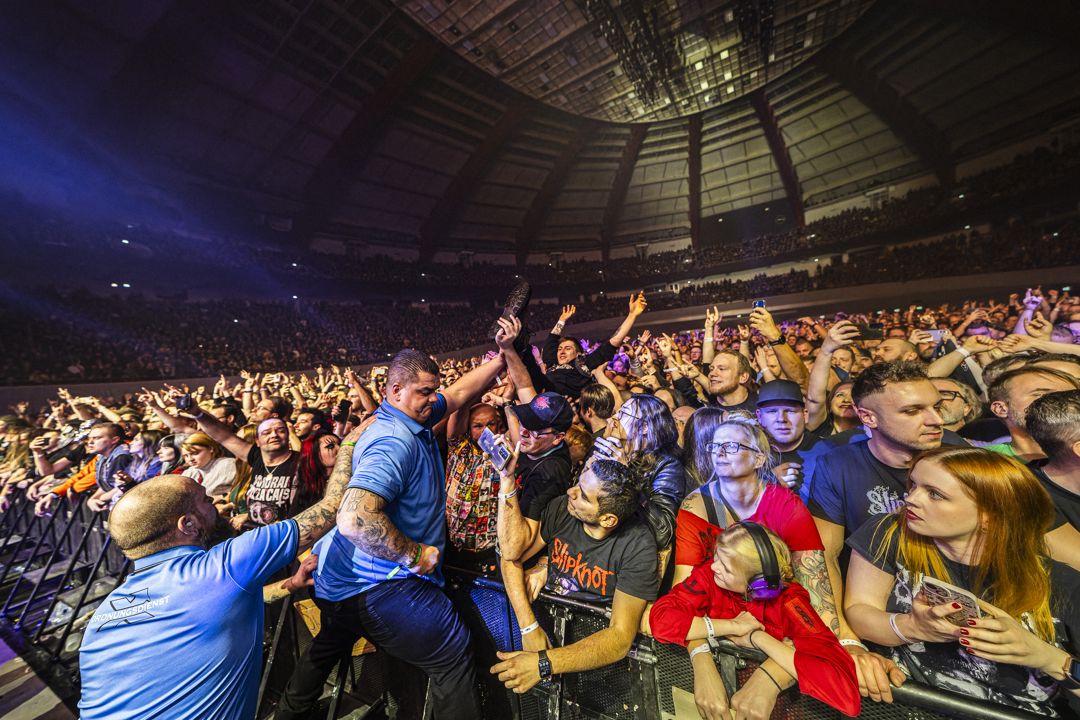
left=650, top=522, right=860, bottom=717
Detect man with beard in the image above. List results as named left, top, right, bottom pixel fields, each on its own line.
left=668, top=349, right=758, bottom=414
left=78, top=456, right=359, bottom=719
left=929, top=377, right=980, bottom=433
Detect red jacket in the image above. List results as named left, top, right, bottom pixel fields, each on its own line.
left=649, top=562, right=860, bottom=717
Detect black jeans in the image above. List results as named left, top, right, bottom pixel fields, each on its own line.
left=276, top=577, right=480, bottom=720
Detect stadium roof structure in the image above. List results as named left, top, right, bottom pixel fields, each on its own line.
left=2, top=0, right=1079, bottom=263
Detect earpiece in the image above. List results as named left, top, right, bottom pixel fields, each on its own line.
left=736, top=521, right=784, bottom=602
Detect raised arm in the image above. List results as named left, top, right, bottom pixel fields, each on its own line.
left=442, top=351, right=507, bottom=416
left=607, top=292, right=648, bottom=348
left=750, top=307, right=808, bottom=389
left=702, top=306, right=721, bottom=366
left=291, top=423, right=367, bottom=548
left=191, top=407, right=254, bottom=459
left=497, top=317, right=538, bottom=404
left=927, top=334, right=996, bottom=377
left=807, top=321, right=858, bottom=429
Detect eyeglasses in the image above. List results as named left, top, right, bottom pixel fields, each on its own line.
left=519, top=428, right=557, bottom=438
left=706, top=441, right=757, bottom=456
left=937, top=390, right=962, bottom=401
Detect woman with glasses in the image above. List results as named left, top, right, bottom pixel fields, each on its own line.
left=671, top=413, right=840, bottom=718
left=594, top=394, right=686, bottom=551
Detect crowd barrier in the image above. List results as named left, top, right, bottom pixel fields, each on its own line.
left=0, top=494, right=1059, bottom=719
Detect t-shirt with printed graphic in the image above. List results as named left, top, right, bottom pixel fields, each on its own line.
left=245, top=446, right=302, bottom=526
left=539, top=496, right=658, bottom=605
left=807, top=441, right=908, bottom=537
left=847, top=514, right=1080, bottom=716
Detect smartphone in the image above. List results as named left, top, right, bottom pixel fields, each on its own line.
left=752, top=299, right=767, bottom=309
left=373, top=366, right=388, bottom=377
left=478, top=428, right=511, bottom=471
left=917, top=576, right=982, bottom=625
left=854, top=323, right=884, bottom=340
left=928, top=329, right=944, bottom=343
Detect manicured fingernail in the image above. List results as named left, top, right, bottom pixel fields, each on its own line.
left=959, top=639, right=969, bottom=646
left=959, top=629, right=969, bottom=636
left=965, top=648, right=976, bottom=654
left=952, top=603, right=961, bottom=610
left=966, top=619, right=977, bottom=626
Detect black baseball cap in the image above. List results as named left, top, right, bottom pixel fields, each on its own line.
left=755, top=380, right=805, bottom=407
left=511, top=392, right=574, bottom=433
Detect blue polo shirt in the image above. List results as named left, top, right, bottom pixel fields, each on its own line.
left=78, top=520, right=298, bottom=720
left=314, top=396, right=447, bottom=601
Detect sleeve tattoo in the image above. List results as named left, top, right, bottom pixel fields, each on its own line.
left=337, top=487, right=418, bottom=565
left=793, top=550, right=841, bottom=635
left=292, top=438, right=354, bottom=548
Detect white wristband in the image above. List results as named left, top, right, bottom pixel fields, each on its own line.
left=689, top=643, right=712, bottom=660
left=889, top=613, right=913, bottom=644
left=520, top=621, right=540, bottom=635
left=839, top=638, right=868, bottom=652
left=702, top=616, right=716, bottom=639
left=955, top=347, right=972, bottom=358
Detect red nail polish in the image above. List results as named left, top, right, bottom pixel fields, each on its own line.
left=965, top=648, right=976, bottom=654
left=952, top=603, right=961, bottom=610
left=959, top=629, right=969, bottom=636
left=959, top=639, right=969, bottom=646
left=966, top=619, right=977, bottom=626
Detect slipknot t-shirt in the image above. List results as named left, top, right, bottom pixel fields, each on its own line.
left=539, top=496, right=658, bottom=605
left=245, top=447, right=301, bottom=525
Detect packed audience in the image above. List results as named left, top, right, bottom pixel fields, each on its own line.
left=4, top=281, right=1080, bottom=718
left=3, top=220, right=1078, bottom=386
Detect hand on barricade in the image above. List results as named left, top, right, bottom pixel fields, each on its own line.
left=848, top=645, right=906, bottom=704
left=690, top=656, right=731, bottom=720
left=524, top=562, right=548, bottom=602
left=491, top=650, right=542, bottom=694
left=86, top=496, right=108, bottom=513
left=35, top=492, right=57, bottom=517
left=730, top=669, right=780, bottom=720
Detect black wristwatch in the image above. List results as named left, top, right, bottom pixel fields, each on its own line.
left=767, top=337, right=786, bottom=346
left=537, top=650, right=553, bottom=683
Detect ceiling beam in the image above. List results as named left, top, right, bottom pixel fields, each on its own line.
left=815, top=45, right=955, bottom=187
left=749, top=91, right=805, bottom=230
left=687, top=114, right=702, bottom=250
left=600, top=124, right=648, bottom=261
left=515, top=126, right=591, bottom=265
left=417, top=101, right=533, bottom=262
left=292, top=35, right=441, bottom=246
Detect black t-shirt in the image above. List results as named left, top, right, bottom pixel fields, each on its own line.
left=540, top=496, right=658, bottom=605
left=541, top=335, right=617, bottom=398
left=1030, top=464, right=1080, bottom=534
left=807, top=442, right=908, bottom=536
left=847, top=514, right=1080, bottom=716
left=776, top=431, right=823, bottom=495
left=516, top=442, right=573, bottom=521
left=244, top=446, right=302, bottom=525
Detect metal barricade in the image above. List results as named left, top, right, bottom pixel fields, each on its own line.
left=453, top=571, right=1056, bottom=720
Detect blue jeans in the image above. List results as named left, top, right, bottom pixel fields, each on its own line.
left=276, top=577, right=480, bottom=720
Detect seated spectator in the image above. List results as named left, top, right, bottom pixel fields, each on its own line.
left=984, top=367, right=1079, bottom=462
left=650, top=524, right=860, bottom=717
left=490, top=455, right=658, bottom=693
left=181, top=432, right=238, bottom=497
left=1026, top=390, right=1080, bottom=532
left=844, top=447, right=1080, bottom=714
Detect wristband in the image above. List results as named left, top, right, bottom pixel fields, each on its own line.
left=702, top=616, right=716, bottom=639
left=749, top=629, right=764, bottom=651
left=499, top=488, right=518, bottom=501
left=408, top=544, right=423, bottom=568
left=758, top=666, right=782, bottom=691
left=839, top=638, right=868, bottom=652
left=955, top=347, right=972, bottom=358
left=520, top=621, right=540, bottom=635
left=889, top=613, right=913, bottom=644
left=688, top=643, right=712, bottom=661
left=767, top=337, right=786, bottom=347
left=341, top=441, right=356, bottom=448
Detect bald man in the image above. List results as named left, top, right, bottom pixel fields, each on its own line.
left=78, top=427, right=361, bottom=720
left=870, top=338, right=918, bottom=363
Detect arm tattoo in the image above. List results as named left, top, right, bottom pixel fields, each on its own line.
left=338, top=487, right=418, bottom=565
left=292, top=436, right=355, bottom=548
left=793, top=550, right=841, bottom=635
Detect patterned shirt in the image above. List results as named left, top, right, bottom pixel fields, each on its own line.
left=444, top=437, right=501, bottom=553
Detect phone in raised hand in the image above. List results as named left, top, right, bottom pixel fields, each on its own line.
left=478, top=428, right=511, bottom=471
left=916, top=576, right=982, bottom=625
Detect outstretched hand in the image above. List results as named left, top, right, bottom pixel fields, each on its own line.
left=628, top=291, right=648, bottom=317
left=559, top=305, right=576, bottom=323
left=495, top=315, right=522, bottom=350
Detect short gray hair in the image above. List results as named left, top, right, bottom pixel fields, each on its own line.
left=387, top=349, right=439, bottom=388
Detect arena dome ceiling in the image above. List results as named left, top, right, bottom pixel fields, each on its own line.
left=1, top=0, right=1079, bottom=263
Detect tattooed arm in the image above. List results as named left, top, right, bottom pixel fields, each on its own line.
left=291, top=420, right=373, bottom=549
left=336, top=486, right=425, bottom=567
left=791, top=549, right=840, bottom=635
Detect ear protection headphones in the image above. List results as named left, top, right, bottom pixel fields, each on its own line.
left=734, top=521, right=784, bottom=601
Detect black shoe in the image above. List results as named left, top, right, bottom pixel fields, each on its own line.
left=490, top=279, right=531, bottom=340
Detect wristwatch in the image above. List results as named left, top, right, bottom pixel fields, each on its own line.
left=1064, top=655, right=1080, bottom=688
left=537, top=650, right=553, bottom=683
left=767, top=337, right=786, bottom=346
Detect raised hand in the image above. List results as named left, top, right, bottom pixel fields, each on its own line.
left=559, top=305, right=577, bottom=323
left=822, top=320, right=859, bottom=353
left=628, top=291, right=647, bottom=316
left=1024, top=313, right=1051, bottom=339
left=636, top=329, right=652, bottom=346
left=495, top=316, right=522, bottom=350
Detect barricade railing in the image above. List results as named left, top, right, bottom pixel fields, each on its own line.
left=0, top=490, right=129, bottom=663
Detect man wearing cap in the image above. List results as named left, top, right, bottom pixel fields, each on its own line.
left=755, top=380, right=822, bottom=497
left=509, top=391, right=576, bottom=521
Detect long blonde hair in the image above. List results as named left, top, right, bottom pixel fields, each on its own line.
left=875, top=447, right=1056, bottom=641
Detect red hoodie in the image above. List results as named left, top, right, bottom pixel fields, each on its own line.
left=649, top=562, right=860, bottom=717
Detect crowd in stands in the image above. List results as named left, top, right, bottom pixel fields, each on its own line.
left=3, top=279, right=1080, bottom=718
left=3, top=219, right=1076, bottom=385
